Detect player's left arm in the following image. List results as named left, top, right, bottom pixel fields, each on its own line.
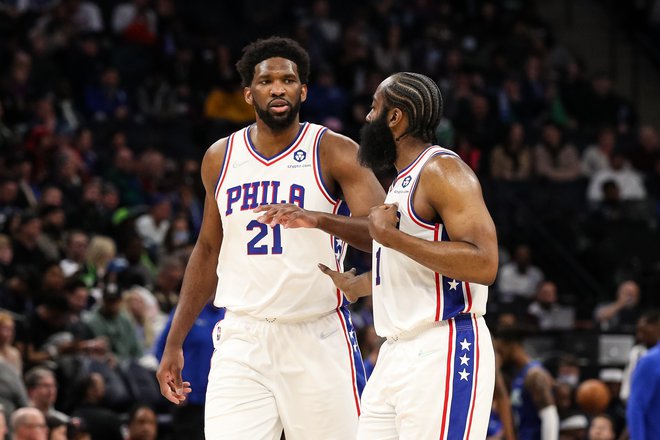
left=255, top=130, right=385, bottom=252
left=370, top=155, right=498, bottom=285
left=525, top=369, right=559, bottom=440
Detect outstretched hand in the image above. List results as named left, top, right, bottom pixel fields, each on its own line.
left=254, top=204, right=319, bottom=229
left=156, top=346, right=192, bottom=405
left=318, top=264, right=371, bottom=303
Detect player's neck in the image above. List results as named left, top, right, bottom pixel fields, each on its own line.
left=394, top=138, right=432, bottom=173
left=251, top=119, right=302, bottom=157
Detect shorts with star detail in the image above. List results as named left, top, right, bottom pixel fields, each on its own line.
left=358, top=314, right=495, bottom=440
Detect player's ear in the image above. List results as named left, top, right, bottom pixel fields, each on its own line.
left=244, top=87, right=253, bottom=105
left=300, top=84, right=307, bottom=103
left=388, top=107, right=403, bottom=128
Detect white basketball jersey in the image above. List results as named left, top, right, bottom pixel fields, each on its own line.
left=214, top=122, right=348, bottom=319
left=372, top=146, right=488, bottom=337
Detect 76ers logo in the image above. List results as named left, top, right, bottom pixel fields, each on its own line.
left=294, top=150, right=307, bottom=162
left=402, top=176, right=412, bottom=188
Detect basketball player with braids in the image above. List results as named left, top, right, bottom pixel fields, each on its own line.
left=495, top=327, right=559, bottom=440
left=156, top=37, right=385, bottom=439
left=318, top=72, right=498, bottom=439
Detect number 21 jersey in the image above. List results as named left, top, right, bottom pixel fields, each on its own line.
left=214, top=123, right=347, bottom=320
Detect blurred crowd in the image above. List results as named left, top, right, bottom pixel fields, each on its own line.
left=0, top=0, right=659, bottom=439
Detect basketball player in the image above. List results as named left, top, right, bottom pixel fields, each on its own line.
left=318, top=72, right=498, bottom=439
left=156, top=37, right=385, bottom=440
left=495, top=327, right=559, bottom=440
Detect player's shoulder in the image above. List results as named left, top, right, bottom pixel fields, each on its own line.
left=525, top=364, right=553, bottom=385
left=201, top=136, right=230, bottom=186
left=317, top=126, right=358, bottom=152
left=421, top=147, right=477, bottom=185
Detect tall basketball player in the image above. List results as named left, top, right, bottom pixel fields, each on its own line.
left=156, top=37, right=385, bottom=440
left=318, top=72, right=498, bottom=439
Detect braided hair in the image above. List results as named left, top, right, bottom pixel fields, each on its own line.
left=381, top=72, right=443, bottom=143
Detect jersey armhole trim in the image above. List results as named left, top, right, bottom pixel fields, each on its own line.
left=313, top=127, right=339, bottom=204
left=407, top=150, right=457, bottom=230
left=214, top=133, right=235, bottom=200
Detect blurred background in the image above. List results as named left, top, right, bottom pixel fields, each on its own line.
left=0, top=0, right=659, bottom=439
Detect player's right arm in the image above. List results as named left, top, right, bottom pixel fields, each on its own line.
left=525, top=368, right=559, bottom=440
left=156, top=138, right=226, bottom=405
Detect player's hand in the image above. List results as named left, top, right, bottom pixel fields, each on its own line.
left=318, top=264, right=371, bottom=303
left=254, top=204, right=319, bottom=229
left=368, top=203, right=399, bottom=246
left=156, top=345, right=192, bottom=405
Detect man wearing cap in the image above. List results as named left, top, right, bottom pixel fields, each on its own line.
left=83, top=285, right=142, bottom=360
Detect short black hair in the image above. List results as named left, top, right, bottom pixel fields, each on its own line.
left=236, top=36, right=310, bottom=87
left=494, top=326, right=527, bottom=344
left=381, top=72, right=443, bottom=144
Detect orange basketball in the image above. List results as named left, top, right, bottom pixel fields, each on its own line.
left=576, top=379, right=611, bottom=414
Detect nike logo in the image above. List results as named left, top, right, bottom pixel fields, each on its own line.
left=418, top=349, right=441, bottom=358
left=320, top=329, right=340, bottom=340
left=232, top=160, right=250, bottom=168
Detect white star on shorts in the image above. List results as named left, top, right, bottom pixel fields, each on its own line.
left=459, top=338, right=471, bottom=351
left=459, top=354, right=470, bottom=365
left=458, top=369, right=470, bottom=381
left=448, top=280, right=459, bottom=290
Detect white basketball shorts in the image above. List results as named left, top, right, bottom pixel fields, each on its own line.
left=358, top=314, right=495, bottom=440
left=205, top=307, right=365, bottom=439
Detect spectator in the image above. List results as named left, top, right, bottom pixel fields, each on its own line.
left=10, top=407, right=47, bottom=440
left=587, top=151, right=646, bottom=203
left=46, top=415, right=67, bottom=440
left=490, top=123, right=532, bottom=181
left=582, top=127, right=617, bottom=177
left=24, top=367, right=69, bottom=423
left=583, top=73, right=636, bottom=135
left=594, top=280, right=643, bottom=333
left=587, top=414, right=616, bottom=440
left=111, top=0, right=158, bottom=46
left=0, top=311, right=22, bottom=374
left=151, top=255, right=184, bottom=313
left=0, top=361, right=29, bottom=417
left=534, top=121, right=582, bottom=182
left=629, top=124, right=660, bottom=174
left=59, top=231, right=89, bottom=278
left=82, top=286, right=142, bottom=360
left=14, top=296, right=75, bottom=368
left=559, top=414, right=588, bottom=440
left=598, top=368, right=626, bottom=434
left=69, top=373, right=122, bottom=440
left=134, top=194, right=171, bottom=253
left=125, top=405, right=157, bottom=440
left=84, top=68, right=129, bottom=121
left=527, top=280, right=575, bottom=331
left=496, top=244, right=544, bottom=303
left=79, top=235, right=116, bottom=296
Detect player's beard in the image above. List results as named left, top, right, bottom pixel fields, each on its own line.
left=358, top=110, right=398, bottom=172
left=254, top=97, right=302, bottom=132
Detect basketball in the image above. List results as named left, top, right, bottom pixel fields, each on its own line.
left=576, top=379, right=611, bottom=414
